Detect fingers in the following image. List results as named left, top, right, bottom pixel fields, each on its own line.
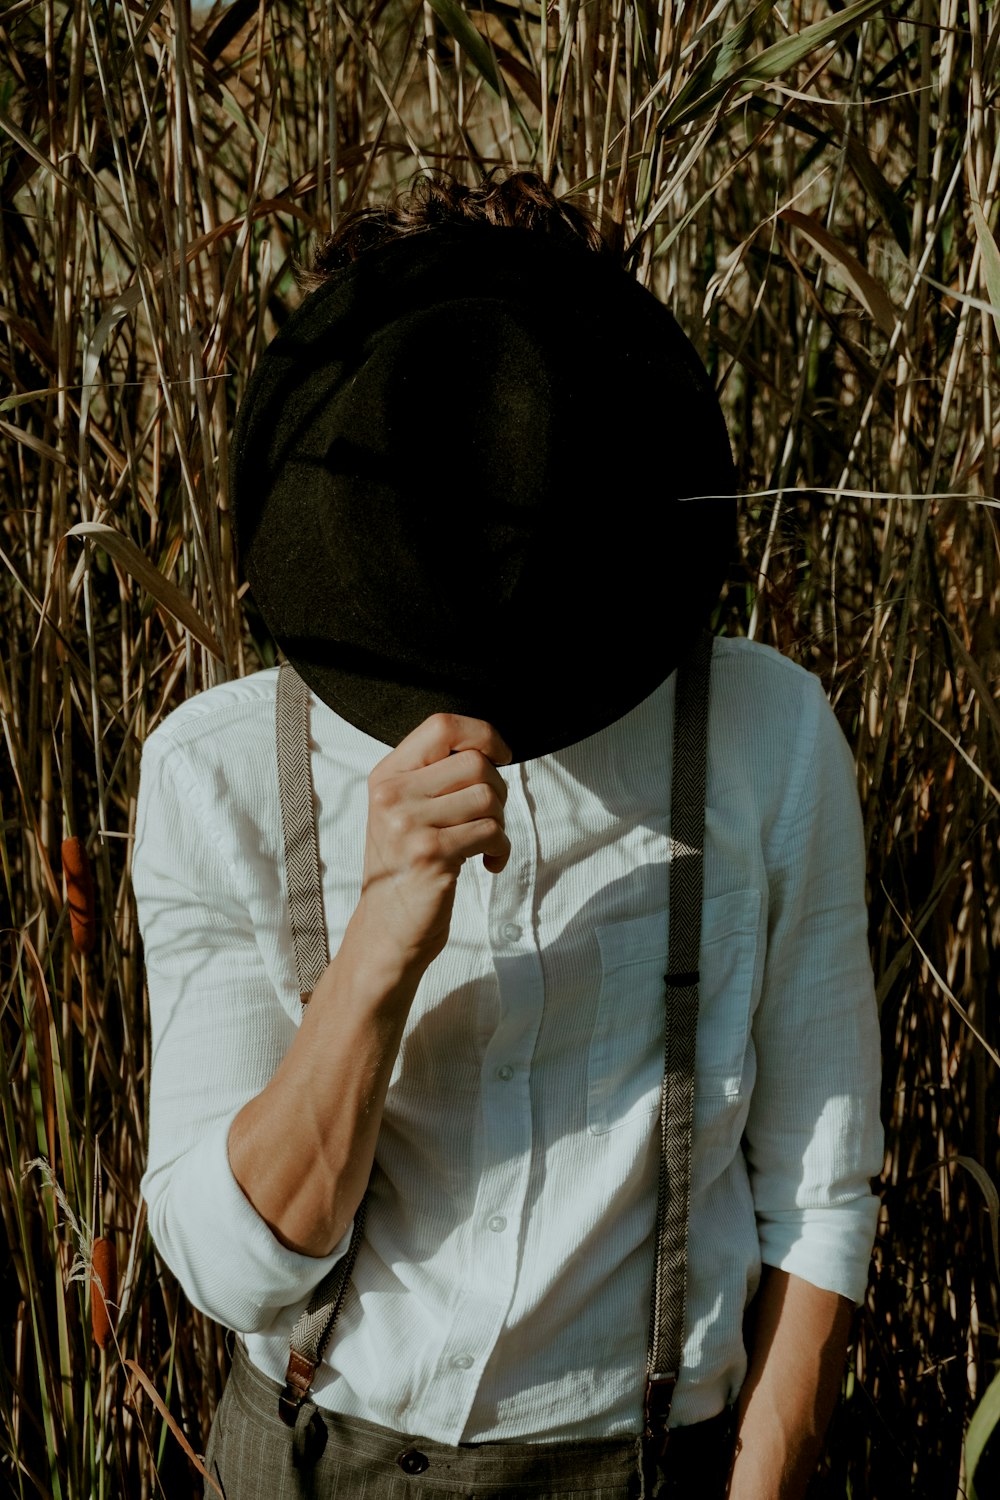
left=368, top=777, right=508, bottom=852
left=411, top=749, right=509, bottom=805
left=366, top=714, right=513, bottom=883
left=387, top=713, right=512, bottom=773
left=424, top=781, right=506, bottom=833
left=437, top=817, right=511, bottom=873
left=368, top=758, right=506, bottom=825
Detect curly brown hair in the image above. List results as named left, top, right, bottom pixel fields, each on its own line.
left=303, top=170, right=609, bottom=287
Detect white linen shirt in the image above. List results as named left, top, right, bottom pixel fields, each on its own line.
left=134, top=636, right=883, bottom=1440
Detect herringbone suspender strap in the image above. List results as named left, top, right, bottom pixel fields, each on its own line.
left=275, top=661, right=367, bottom=1426
left=276, top=661, right=329, bottom=1001
left=643, top=628, right=713, bottom=1469
left=278, top=1197, right=368, bottom=1426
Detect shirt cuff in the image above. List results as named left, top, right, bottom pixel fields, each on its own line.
left=143, top=1118, right=354, bottom=1333
left=756, top=1200, right=880, bottom=1304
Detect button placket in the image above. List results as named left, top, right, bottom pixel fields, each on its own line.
left=483, top=765, right=542, bottom=1112
left=426, top=766, right=537, bottom=1433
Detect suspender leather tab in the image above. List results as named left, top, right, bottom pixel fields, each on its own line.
left=279, top=1350, right=318, bottom=1427
left=663, top=969, right=699, bottom=987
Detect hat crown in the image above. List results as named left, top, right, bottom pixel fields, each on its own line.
left=232, top=225, right=736, bottom=759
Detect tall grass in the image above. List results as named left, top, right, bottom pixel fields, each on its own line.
left=1, top=2, right=997, bottom=1495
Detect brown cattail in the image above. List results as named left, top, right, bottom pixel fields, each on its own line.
left=91, top=1236, right=117, bottom=1350
left=61, top=837, right=96, bottom=953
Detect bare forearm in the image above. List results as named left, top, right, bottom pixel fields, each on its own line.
left=727, top=1268, right=853, bottom=1500
left=227, top=899, right=424, bottom=1258
left=228, top=713, right=511, bottom=1262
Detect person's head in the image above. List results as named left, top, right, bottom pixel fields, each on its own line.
left=231, top=171, right=737, bottom=760
left=303, top=171, right=609, bottom=285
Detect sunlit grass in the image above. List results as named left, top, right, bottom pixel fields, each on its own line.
left=1, top=2, right=997, bottom=1494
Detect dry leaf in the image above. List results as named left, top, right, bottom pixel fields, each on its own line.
left=782, top=208, right=899, bottom=339
left=67, top=522, right=223, bottom=659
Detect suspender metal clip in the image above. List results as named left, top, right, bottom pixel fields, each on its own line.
left=643, top=1370, right=677, bottom=1450
left=640, top=1371, right=678, bottom=1499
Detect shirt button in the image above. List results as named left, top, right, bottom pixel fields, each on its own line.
left=451, top=1354, right=474, bottom=1370
left=487, top=1214, right=507, bottom=1233
left=496, top=1065, right=514, bottom=1081
left=501, top=921, right=522, bottom=942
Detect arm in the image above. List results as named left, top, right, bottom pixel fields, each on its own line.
left=226, top=711, right=511, bottom=1257
left=135, top=708, right=510, bottom=1326
left=727, top=1268, right=853, bottom=1500
left=729, top=674, right=882, bottom=1492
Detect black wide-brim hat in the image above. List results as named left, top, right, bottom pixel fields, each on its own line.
left=231, top=224, right=736, bottom=762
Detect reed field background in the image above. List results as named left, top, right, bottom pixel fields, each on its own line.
left=1, top=0, right=998, bottom=1495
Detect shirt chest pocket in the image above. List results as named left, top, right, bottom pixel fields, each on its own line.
left=587, top=888, right=762, bottom=1135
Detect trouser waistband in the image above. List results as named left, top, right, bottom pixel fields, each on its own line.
left=208, top=1337, right=734, bottom=1498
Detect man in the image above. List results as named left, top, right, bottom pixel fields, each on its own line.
left=133, top=171, right=883, bottom=1498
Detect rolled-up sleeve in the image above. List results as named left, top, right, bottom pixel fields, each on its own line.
left=133, top=735, right=351, bottom=1332
left=745, top=674, right=883, bottom=1303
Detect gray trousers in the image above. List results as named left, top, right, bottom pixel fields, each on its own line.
left=203, top=1339, right=733, bottom=1499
